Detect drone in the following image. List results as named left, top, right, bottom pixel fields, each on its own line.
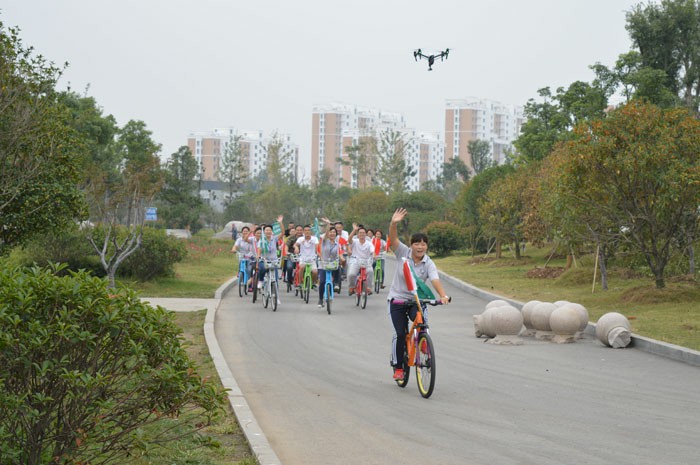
left=413, top=48, right=450, bottom=71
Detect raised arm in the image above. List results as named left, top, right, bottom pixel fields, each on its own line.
left=388, top=208, right=407, bottom=252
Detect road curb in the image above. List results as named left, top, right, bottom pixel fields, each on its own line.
left=438, top=270, right=700, bottom=367
left=204, top=277, right=283, bottom=465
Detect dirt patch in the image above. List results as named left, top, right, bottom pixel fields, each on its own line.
left=469, top=257, right=498, bottom=265
left=527, top=266, right=565, bottom=279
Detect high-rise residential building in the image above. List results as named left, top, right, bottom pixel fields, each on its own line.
left=187, top=127, right=298, bottom=182
left=444, top=98, right=524, bottom=171
left=311, top=103, right=443, bottom=191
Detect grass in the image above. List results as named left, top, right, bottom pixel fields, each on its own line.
left=433, top=244, right=700, bottom=352
left=129, top=235, right=235, bottom=298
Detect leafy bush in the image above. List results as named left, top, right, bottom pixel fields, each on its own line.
left=119, top=227, right=187, bottom=281
left=0, top=264, right=225, bottom=464
left=425, top=221, right=464, bottom=257
left=8, top=226, right=105, bottom=276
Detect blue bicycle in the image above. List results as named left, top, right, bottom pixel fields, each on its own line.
left=237, top=252, right=253, bottom=297
left=320, top=259, right=339, bottom=315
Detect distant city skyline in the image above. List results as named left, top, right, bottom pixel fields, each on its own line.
left=4, top=0, right=640, bottom=179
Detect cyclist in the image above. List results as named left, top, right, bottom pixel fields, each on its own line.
left=372, top=229, right=387, bottom=289
left=387, top=208, right=450, bottom=381
left=284, top=225, right=304, bottom=284
left=294, top=224, right=319, bottom=287
left=256, top=215, right=284, bottom=290
left=317, top=224, right=340, bottom=307
left=347, top=223, right=375, bottom=296
left=231, top=225, right=256, bottom=291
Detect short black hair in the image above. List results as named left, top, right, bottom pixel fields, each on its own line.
left=410, top=233, right=429, bottom=245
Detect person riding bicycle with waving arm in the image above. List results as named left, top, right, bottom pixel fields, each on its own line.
left=317, top=219, right=341, bottom=307
left=256, top=215, right=284, bottom=289
left=387, top=208, right=450, bottom=381
left=347, top=222, right=375, bottom=295
left=231, top=225, right=256, bottom=291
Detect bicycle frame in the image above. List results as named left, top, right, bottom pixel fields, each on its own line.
left=261, top=258, right=280, bottom=311
left=353, top=257, right=373, bottom=309
left=299, top=256, right=315, bottom=303
left=237, top=253, right=251, bottom=297
left=373, top=252, right=385, bottom=293
left=320, top=259, right=338, bottom=314
left=405, top=304, right=428, bottom=367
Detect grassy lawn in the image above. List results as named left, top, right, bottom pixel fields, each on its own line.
left=433, top=244, right=700, bottom=352
left=129, top=236, right=236, bottom=298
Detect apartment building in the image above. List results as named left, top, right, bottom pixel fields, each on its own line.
left=187, top=127, right=298, bottom=182
left=312, top=103, right=444, bottom=190
left=444, top=98, right=524, bottom=171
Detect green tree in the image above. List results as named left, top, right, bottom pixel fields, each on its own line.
left=265, top=131, right=296, bottom=186
left=374, top=129, right=416, bottom=194
left=0, top=264, right=224, bottom=464
left=84, top=120, right=164, bottom=288
left=468, top=139, right=493, bottom=174
left=626, top=0, right=700, bottom=112
left=343, top=189, right=390, bottom=228
left=158, top=145, right=203, bottom=230
left=549, top=101, right=700, bottom=288
left=219, top=133, right=247, bottom=202
left=339, top=138, right=375, bottom=188
left=0, top=22, right=87, bottom=254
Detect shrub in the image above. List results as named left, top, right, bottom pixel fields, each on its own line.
left=119, top=227, right=187, bottom=281
left=425, top=221, right=464, bottom=257
left=0, top=264, right=225, bottom=464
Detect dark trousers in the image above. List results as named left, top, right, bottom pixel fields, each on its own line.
left=389, top=300, right=426, bottom=368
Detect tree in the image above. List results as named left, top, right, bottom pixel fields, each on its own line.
left=158, top=145, right=203, bottom=230
left=374, top=129, right=416, bottom=194
left=468, top=139, right=493, bottom=174
left=548, top=101, right=700, bottom=288
left=339, top=138, right=375, bottom=188
left=626, top=0, right=700, bottom=113
left=0, top=264, right=225, bottom=464
left=219, top=133, right=247, bottom=202
left=265, top=131, right=296, bottom=186
left=0, top=22, right=87, bottom=254
left=84, top=120, right=164, bottom=288
left=343, top=189, right=390, bottom=228
left=478, top=169, right=528, bottom=259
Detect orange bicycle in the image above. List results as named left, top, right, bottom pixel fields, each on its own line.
left=394, top=297, right=450, bottom=398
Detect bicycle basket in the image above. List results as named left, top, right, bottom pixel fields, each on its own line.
left=320, top=260, right=339, bottom=270
left=353, top=257, right=374, bottom=268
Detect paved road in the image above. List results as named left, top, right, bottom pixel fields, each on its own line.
left=215, top=260, right=700, bottom=465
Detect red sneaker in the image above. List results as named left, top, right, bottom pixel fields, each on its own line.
left=392, top=368, right=404, bottom=380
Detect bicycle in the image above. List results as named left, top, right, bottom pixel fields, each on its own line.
left=393, top=297, right=450, bottom=398
left=352, top=257, right=373, bottom=309
left=251, top=259, right=260, bottom=304
left=298, top=255, right=316, bottom=304
left=373, top=251, right=386, bottom=294
left=319, top=259, right=339, bottom=315
left=286, top=253, right=299, bottom=293
left=260, top=258, right=281, bottom=311
left=236, top=252, right=253, bottom=297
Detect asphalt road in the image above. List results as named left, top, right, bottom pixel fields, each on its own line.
left=215, top=260, right=700, bottom=465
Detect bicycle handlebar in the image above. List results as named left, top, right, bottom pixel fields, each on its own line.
left=421, top=296, right=452, bottom=306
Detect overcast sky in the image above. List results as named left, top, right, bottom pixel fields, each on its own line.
left=4, top=0, right=640, bottom=180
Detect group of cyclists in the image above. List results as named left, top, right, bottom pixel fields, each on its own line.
left=231, top=209, right=451, bottom=382
left=231, top=215, right=389, bottom=308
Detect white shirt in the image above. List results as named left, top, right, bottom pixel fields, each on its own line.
left=351, top=237, right=374, bottom=260
left=295, top=236, right=319, bottom=260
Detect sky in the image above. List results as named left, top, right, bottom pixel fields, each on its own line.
left=3, top=0, right=641, bottom=181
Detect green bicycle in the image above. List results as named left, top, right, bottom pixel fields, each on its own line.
left=373, top=251, right=385, bottom=294
left=298, top=255, right=316, bottom=304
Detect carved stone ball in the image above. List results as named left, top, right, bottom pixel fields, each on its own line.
left=564, top=302, right=590, bottom=332
left=549, top=305, right=581, bottom=336
left=530, top=302, right=557, bottom=331
left=554, top=300, right=571, bottom=307
left=596, top=312, right=632, bottom=348
left=490, top=305, right=524, bottom=336
left=485, top=299, right=509, bottom=310
left=474, top=308, right=497, bottom=338
left=521, top=300, right=541, bottom=330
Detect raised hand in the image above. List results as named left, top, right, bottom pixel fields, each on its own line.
left=391, top=208, right=408, bottom=224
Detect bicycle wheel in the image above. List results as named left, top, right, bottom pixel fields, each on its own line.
left=416, top=333, right=436, bottom=398
left=355, top=279, right=361, bottom=306
left=263, top=278, right=270, bottom=309
left=374, top=270, right=381, bottom=294
left=251, top=272, right=259, bottom=303
left=325, top=283, right=332, bottom=315
left=395, top=350, right=410, bottom=388
left=304, top=276, right=311, bottom=304
left=271, top=281, right=278, bottom=312
left=238, top=271, right=245, bottom=297
left=361, top=288, right=367, bottom=309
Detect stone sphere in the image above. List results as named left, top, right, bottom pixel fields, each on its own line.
left=490, top=305, right=524, bottom=336
left=554, top=300, right=571, bottom=307
left=474, top=307, right=497, bottom=338
left=549, top=305, right=581, bottom=335
left=563, top=302, right=589, bottom=332
left=485, top=299, right=509, bottom=310
left=521, top=300, right=541, bottom=329
left=596, top=312, right=632, bottom=348
left=530, top=302, right=557, bottom=331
